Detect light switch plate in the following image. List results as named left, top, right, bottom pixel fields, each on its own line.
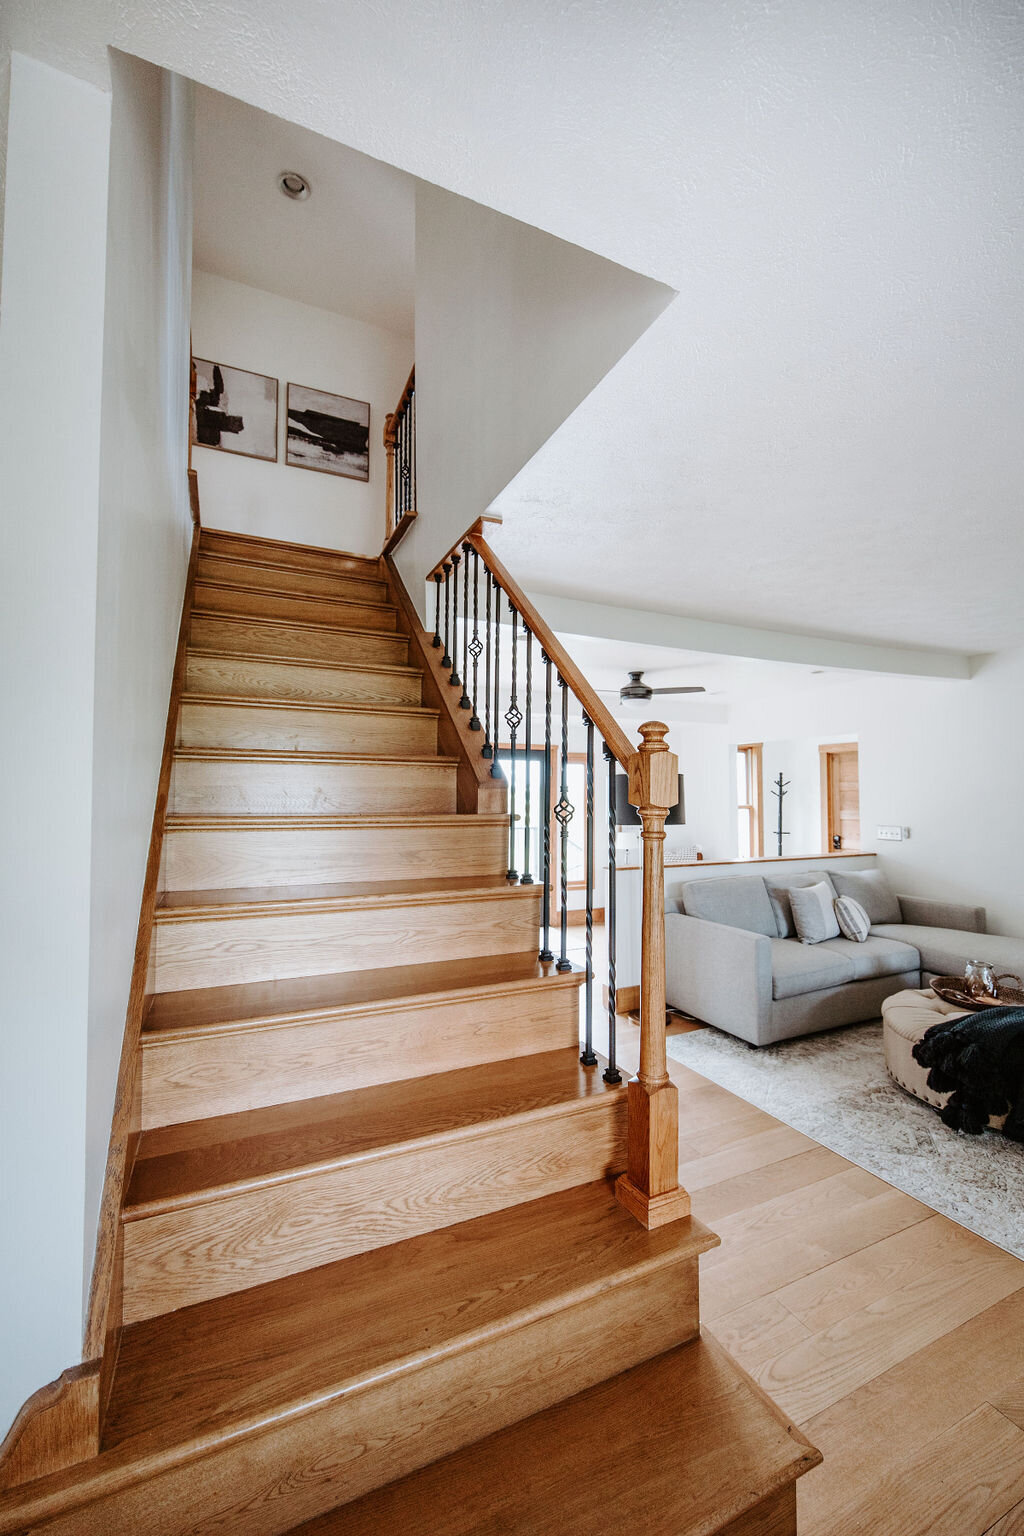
left=876, top=825, right=903, bottom=841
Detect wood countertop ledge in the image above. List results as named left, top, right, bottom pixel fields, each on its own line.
left=124, top=1052, right=621, bottom=1216
left=144, top=954, right=583, bottom=1038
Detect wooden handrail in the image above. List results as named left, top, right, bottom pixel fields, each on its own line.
left=466, top=533, right=634, bottom=770
left=383, top=366, right=415, bottom=449
left=383, top=367, right=416, bottom=543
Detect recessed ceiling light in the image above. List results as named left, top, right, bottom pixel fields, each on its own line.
left=279, top=171, right=311, bottom=201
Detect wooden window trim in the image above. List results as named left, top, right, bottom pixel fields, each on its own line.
left=737, top=743, right=764, bottom=859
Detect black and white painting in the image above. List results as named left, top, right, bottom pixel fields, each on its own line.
left=286, top=383, right=370, bottom=480
left=193, top=359, right=278, bottom=461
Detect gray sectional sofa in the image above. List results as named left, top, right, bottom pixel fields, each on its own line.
left=664, top=867, right=1024, bottom=1047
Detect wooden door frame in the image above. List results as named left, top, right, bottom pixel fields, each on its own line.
left=819, top=742, right=859, bottom=853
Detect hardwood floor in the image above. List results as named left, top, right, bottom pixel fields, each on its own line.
left=605, top=990, right=1024, bottom=1536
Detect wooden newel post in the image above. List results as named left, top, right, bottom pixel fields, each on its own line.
left=615, top=721, right=692, bottom=1229
left=383, top=413, right=396, bottom=539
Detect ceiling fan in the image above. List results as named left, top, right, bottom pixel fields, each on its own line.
left=601, top=670, right=707, bottom=704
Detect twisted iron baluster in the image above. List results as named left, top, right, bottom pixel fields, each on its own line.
left=449, top=552, right=462, bottom=690
left=441, top=562, right=452, bottom=669
left=554, top=675, right=573, bottom=972
left=468, top=548, right=482, bottom=730
left=520, top=628, right=534, bottom=884
left=431, top=570, right=442, bottom=649
left=505, top=600, right=520, bottom=880
left=603, top=742, right=622, bottom=1084
left=482, top=570, right=493, bottom=758
left=490, top=584, right=503, bottom=778
left=539, top=653, right=554, bottom=961
left=459, top=544, right=472, bottom=709
left=581, top=711, right=597, bottom=1064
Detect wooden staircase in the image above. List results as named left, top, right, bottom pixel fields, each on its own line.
left=0, top=525, right=818, bottom=1534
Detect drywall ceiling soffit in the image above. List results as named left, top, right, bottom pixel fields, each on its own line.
left=6, top=1, right=1024, bottom=651
left=192, top=83, right=414, bottom=335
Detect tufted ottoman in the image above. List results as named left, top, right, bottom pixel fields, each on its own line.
left=881, top=987, right=1007, bottom=1130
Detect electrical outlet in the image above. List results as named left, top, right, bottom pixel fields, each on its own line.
left=876, top=825, right=903, bottom=842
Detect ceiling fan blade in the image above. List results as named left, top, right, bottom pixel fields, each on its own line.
left=649, top=685, right=707, bottom=695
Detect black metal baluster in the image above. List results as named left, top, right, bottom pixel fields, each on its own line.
left=603, top=742, right=622, bottom=1084
left=482, top=570, right=493, bottom=758
left=468, top=548, right=482, bottom=730
left=431, top=570, right=442, bottom=649
left=459, top=544, right=472, bottom=709
left=449, top=552, right=461, bottom=690
left=505, top=601, right=520, bottom=880
left=520, top=628, right=534, bottom=884
left=539, top=653, right=554, bottom=961
left=441, top=561, right=452, bottom=669
left=490, top=584, right=502, bottom=778
left=554, top=676, right=573, bottom=972
left=581, top=711, right=597, bottom=1064
left=411, top=387, right=416, bottom=509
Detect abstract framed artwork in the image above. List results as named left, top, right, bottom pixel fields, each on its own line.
left=286, top=383, right=370, bottom=480
left=193, top=358, right=278, bottom=461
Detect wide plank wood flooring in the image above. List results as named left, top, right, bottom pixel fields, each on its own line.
left=609, top=1014, right=1024, bottom=1536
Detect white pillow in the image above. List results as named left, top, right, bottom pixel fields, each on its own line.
left=835, top=894, right=871, bottom=943
left=790, top=881, right=842, bottom=945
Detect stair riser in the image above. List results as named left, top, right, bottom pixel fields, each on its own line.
left=17, top=1260, right=696, bottom=1536
left=152, top=892, right=541, bottom=991
left=195, top=583, right=397, bottom=632
left=177, top=702, right=438, bottom=757
left=162, top=820, right=509, bottom=890
left=169, top=758, right=457, bottom=817
left=185, top=653, right=422, bottom=707
left=141, top=983, right=581, bottom=1127
left=201, top=531, right=380, bottom=578
left=122, top=1096, right=626, bottom=1321
left=190, top=613, right=408, bottom=667
left=198, top=555, right=386, bottom=603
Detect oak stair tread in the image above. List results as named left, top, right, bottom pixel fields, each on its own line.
left=155, top=872, right=539, bottom=914
left=144, top=952, right=583, bottom=1037
left=200, top=527, right=383, bottom=573
left=285, top=1330, right=819, bottom=1536
left=187, top=646, right=422, bottom=680
left=162, top=812, right=509, bottom=830
left=172, top=747, right=459, bottom=765
left=125, top=1050, right=619, bottom=1213
left=191, top=607, right=406, bottom=641
left=197, top=552, right=386, bottom=590
left=196, top=580, right=397, bottom=616
left=179, top=693, right=440, bottom=719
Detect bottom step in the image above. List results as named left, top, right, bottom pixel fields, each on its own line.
left=287, top=1330, right=821, bottom=1536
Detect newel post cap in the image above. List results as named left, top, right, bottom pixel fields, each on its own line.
left=628, top=721, right=679, bottom=813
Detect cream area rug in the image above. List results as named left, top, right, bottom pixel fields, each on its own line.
left=666, top=1021, right=1024, bottom=1260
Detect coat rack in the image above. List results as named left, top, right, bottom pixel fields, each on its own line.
left=771, top=772, right=790, bottom=857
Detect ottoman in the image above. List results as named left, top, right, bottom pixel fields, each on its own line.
left=881, top=987, right=1007, bottom=1131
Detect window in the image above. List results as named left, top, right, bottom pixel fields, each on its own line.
left=737, top=743, right=763, bottom=859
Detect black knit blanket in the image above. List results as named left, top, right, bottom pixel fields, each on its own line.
left=912, top=1006, right=1024, bottom=1140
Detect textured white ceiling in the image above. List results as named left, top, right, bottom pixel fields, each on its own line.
left=6, top=0, right=1024, bottom=651
left=192, top=84, right=414, bottom=335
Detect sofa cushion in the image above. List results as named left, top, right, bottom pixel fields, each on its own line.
left=680, top=875, right=778, bottom=937
left=871, top=924, right=1024, bottom=981
left=832, top=868, right=902, bottom=924
left=790, top=881, right=842, bottom=944
left=770, top=939, right=855, bottom=999
left=817, top=935, right=920, bottom=983
left=765, top=872, right=837, bottom=939
left=835, top=894, right=871, bottom=942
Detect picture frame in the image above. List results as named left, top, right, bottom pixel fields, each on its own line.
left=286, top=382, right=370, bottom=481
left=192, top=358, right=278, bottom=462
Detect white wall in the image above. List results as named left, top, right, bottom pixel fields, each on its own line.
left=730, top=651, right=1024, bottom=938
left=757, top=733, right=857, bottom=860
left=88, top=53, right=193, bottom=1308
left=0, top=51, right=110, bottom=1439
left=399, top=181, right=674, bottom=598
left=191, top=270, right=412, bottom=554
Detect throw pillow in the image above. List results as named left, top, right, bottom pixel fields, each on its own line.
left=831, top=868, right=902, bottom=924
left=766, top=873, right=837, bottom=938
left=835, top=894, right=871, bottom=942
left=790, top=881, right=842, bottom=945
